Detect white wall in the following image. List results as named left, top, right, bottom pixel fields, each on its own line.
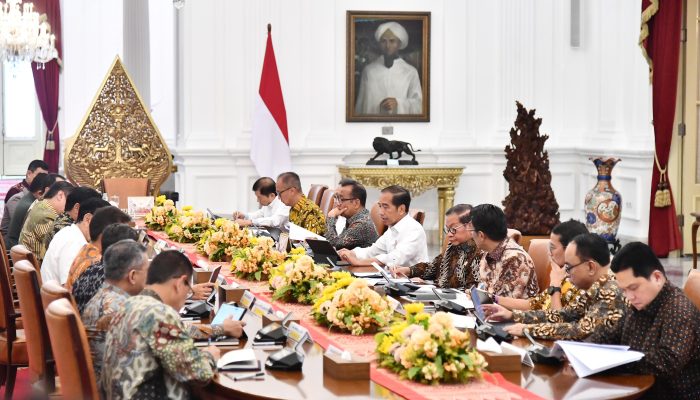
left=59, top=0, right=654, bottom=244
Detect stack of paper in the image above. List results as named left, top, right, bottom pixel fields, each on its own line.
left=554, top=341, right=644, bottom=378
left=289, top=223, right=325, bottom=241
left=476, top=338, right=534, bottom=367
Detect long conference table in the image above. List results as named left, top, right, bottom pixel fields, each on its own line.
left=146, top=230, right=654, bottom=400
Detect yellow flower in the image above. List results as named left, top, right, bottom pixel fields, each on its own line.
left=404, top=303, right=425, bottom=315
left=182, top=205, right=193, bottom=211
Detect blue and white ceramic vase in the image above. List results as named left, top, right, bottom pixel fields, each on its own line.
left=584, top=157, right=622, bottom=243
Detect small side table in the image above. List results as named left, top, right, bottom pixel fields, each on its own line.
left=692, top=213, right=700, bottom=269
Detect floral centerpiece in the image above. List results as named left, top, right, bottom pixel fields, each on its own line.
left=312, top=278, right=393, bottom=335
left=231, top=236, right=286, bottom=281
left=375, top=303, right=487, bottom=384
left=166, top=207, right=211, bottom=243
left=197, top=218, right=252, bottom=261
left=144, top=195, right=178, bottom=230
left=269, top=248, right=352, bottom=304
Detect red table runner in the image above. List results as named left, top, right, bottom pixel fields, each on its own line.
left=148, top=230, right=542, bottom=400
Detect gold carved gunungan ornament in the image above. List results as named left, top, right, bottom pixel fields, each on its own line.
left=64, top=56, right=172, bottom=194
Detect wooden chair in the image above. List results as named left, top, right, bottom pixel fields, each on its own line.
left=319, top=189, right=336, bottom=217
left=10, top=245, right=41, bottom=273
left=684, top=270, right=700, bottom=310
left=528, top=239, right=551, bottom=290
left=507, top=228, right=522, bottom=244
left=101, top=177, right=150, bottom=209
left=410, top=209, right=425, bottom=226
left=13, top=261, right=56, bottom=393
left=41, top=281, right=79, bottom=312
left=370, top=203, right=387, bottom=236
left=45, top=298, right=99, bottom=400
left=306, top=184, right=328, bottom=207
left=0, top=240, right=27, bottom=398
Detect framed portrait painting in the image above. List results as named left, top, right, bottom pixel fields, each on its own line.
left=346, top=11, right=431, bottom=122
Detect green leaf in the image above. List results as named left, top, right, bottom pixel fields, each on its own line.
left=407, top=366, right=421, bottom=379
left=255, top=271, right=262, bottom=281
left=435, top=355, right=444, bottom=377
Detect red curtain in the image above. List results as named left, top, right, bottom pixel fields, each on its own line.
left=641, top=0, right=683, bottom=257
left=30, top=0, right=62, bottom=173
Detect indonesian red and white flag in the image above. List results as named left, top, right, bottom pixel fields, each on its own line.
left=250, top=26, right=292, bottom=179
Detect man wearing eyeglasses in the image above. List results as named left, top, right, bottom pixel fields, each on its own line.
left=233, top=177, right=290, bottom=229
left=324, top=179, right=378, bottom=250
left=481, top=233, right=626, bottom=340
left=275, top=172, right=326, bottom=235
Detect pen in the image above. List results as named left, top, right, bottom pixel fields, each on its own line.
left=233, top=372, right=265, bottom=381
left=208, top=337, right=212, bottom=346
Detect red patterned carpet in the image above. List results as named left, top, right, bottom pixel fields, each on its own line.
left=0, top=368, right=32, bottom=399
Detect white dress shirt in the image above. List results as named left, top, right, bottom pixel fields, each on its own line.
left=41, top=223, right=87, bottom=285
left=246, top=197, right=290, bottom=229
left=352, top=213, right=428, bottom=267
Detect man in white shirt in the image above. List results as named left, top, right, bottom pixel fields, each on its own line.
left=355, top=21, right=423, bottom=115
left=233, top=177, right=289, bottom=229
left=41, top=198, right=110, bottom=285
left=338, top=185, right=428, bottom=267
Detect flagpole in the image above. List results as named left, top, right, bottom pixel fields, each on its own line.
left=268, top=23, right=271, bottom=33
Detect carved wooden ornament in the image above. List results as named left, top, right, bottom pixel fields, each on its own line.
left=64, top=56, right=172, bottom=194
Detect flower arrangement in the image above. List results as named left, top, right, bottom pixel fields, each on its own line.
left=144, top=195, right=179, bottom=230
left=269, top=248, right=352, bottom=304
left=166, top=206, right=211, bottom=243
left=197, top=218, right=252, bottom=261
left=231, top=236, right=286, bottom=281
left=375, top=303, right=487, bottom=385
left=312, top=278, right=393, bottom=335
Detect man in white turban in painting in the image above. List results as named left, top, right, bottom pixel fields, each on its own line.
left=355, top=21, right=423, bottom=115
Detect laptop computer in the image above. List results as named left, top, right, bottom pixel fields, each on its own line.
left=305, top=239, right=350, bottom=267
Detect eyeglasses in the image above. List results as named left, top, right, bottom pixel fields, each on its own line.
left=564, top=260, right=589, bottom=274
left=443, top=223, right=467, bottom=235
left=333, top=196, right=356, bottom=203
left=184, top=279, right=194, bottom=298
left=276, top=187, right=292, bottom=196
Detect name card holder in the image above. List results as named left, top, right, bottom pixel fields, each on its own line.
left=239, top=290, right=256, bottom=309
left=218, top=284, right=246, bottom=304
left=262, top=311, right=300, bottom=327
left=250, top=300, right=274, bottom=318
left=286, top=322, right=311, bottom=345
left=323, top=348, right=370, bottom=381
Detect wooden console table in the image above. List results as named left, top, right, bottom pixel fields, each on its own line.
left=338, top=165, right=464, bottom=243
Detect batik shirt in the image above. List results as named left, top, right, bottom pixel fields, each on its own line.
left=84, top=283, right=226, bottom=384
left=82, top=283, right=129, bottom=382
left=324, top=208, right=378, bottom=250
left=43, top=212, right=73, bottom=250
left=72, top=261, right=105, bottom=314
left=289, top=195, right=326, bottom=235
left=479, top=237, right=539, bottom=299
left=101, top=289, right=217, bottom=400
left=19, top=199, right=58, bottom=261
left=66, top=243, right=101, bottom=289
left=409, top=241, right=483, bottom=289
left=528, top=278, right=584, bottom=311
left=513, top=270, right=626, bottom=340
left=587, top=282, right=700, bottom=399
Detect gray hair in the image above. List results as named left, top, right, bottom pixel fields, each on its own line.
left=103, top=239, right=147, bottom=281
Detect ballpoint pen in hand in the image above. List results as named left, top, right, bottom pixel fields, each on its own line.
left=233, top=372, right=265, bottom=381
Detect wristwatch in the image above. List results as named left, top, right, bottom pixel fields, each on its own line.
left=546, top=286, right=561, bottom=295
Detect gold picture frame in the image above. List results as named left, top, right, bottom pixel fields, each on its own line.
left=346, top=11, right=431, bottom=122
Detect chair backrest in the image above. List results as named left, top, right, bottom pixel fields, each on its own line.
left=45, top=298, right=99, bottom=400
left=528, top=239, right=551, bottom=290
left=507, top=228, right=522, bottom=244
left=370, top=203, right=387, bottom=236
left=13, top=261, right=53, bottom=383
left=684, top=270, right=700, bottom=310
left=0, top=239, right=17, bottom=331
left=101, top=178, right=150, bottom=209
left=410, top=209, right=425, bottom=226
left=306, top=184, right=328, bottom=207
left=41, top=280, right=79, bottom=312
left=0, top=232, right=10, bottom=268
left=319, top=189, right=336, bottom=216
left=11, top=244, right=41, bottom=272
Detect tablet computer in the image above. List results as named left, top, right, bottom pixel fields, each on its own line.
left=212, top=303, right=247, bottom=325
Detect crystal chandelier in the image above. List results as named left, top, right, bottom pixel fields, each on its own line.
left=0, top=0, right=57, bottom=68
